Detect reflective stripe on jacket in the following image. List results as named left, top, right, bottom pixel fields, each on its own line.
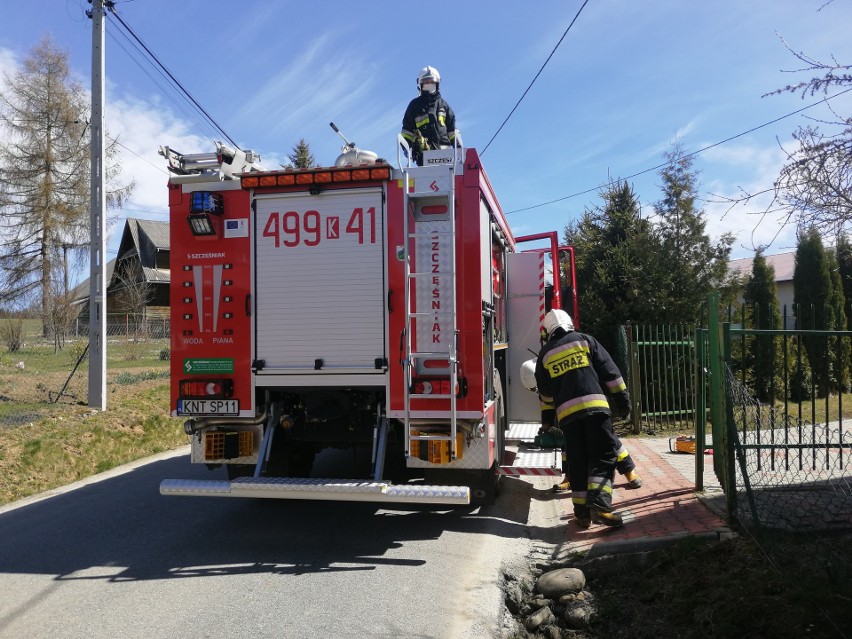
left=401, top=91, right=456, bottom=149
left=534, top=330, right=628, bottom=426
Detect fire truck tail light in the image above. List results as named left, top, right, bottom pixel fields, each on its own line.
left=179, top=379, right=234, bottom=399
left=260, top=175, right=277, bottom=186
left=422, top=359, right=449, bottom=369
left=422, top=205, right=448, bottom=216
left=277, top=174, right=295, bottom=186
left=411, top=378, right=458, bottom=396
left=242, top=176, right=259, bottom=187
left=412, top=380, right=433, bottom=395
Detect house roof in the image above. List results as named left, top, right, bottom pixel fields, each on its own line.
left=71, top=258, right=116, bottom=303
left=142, top=266, right=171, bottom=283
left=72, top=218, right=170, bottom=302
left=117, top=218, right=170, bottom=263
left=728, top=251, right=795, bottom=282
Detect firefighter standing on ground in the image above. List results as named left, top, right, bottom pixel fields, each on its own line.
left=521, top=358, right=643, bottom=493
left=401, top=66, right=457, bottom=165
left=552, top=424, right=643, bottom=493
left=534, top=309, right=631, bottom=528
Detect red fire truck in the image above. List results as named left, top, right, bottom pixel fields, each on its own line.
left=158, top=134, right=576, bottom=506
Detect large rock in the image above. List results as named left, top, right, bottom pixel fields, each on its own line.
left=524, top=605, right=555, bottom=632
left=564, top=604, right=592, bottom=629
left=536, top=567, right=586, bottom=598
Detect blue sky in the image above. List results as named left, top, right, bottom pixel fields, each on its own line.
left=2, top=0, right=851, bottom=267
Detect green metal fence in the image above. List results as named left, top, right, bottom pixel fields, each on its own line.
left=626, top=323, right=698, bottom=434
left=701, top=296, right=852, bottom=531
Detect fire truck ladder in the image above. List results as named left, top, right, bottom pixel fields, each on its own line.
left=400, top=140, right=461, bottom=462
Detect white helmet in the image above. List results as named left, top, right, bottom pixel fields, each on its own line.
left=542, top=309, right=574, bottom=339
left=417, top=66, right=441, bottom=91
left=520, top=358, right=538, bottom=392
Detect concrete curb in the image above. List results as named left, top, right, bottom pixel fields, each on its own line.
left=552, top=526, right=737, bottom=562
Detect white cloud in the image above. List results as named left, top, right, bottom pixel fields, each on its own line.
left=0, top=48, right=18, bottom=78
left=98, top=94, right=211, bottom=255
left=237, top=31, right=377, bottom=134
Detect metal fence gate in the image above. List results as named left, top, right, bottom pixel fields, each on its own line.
left=700, top=298, right=852, bottom=531
left=624, top=323, right=698, bottom=434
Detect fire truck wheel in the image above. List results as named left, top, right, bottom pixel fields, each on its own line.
left=472, top=467, right=499, bottom=506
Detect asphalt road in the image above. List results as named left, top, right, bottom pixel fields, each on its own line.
left=0, top=449, right=564, bottom=639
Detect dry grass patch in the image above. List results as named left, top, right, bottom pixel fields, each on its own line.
left=0, top=365, right=186, bottom=506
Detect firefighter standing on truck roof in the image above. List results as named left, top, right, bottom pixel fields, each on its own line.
left=534, top=309, right=631, bottom=528
left=520, top=358, right=643, bottom=493
left=401, top=66, right=457, bottom=165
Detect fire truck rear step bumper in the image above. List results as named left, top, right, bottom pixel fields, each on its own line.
left=498, top=432, right=563, bottom=477
left=159, top=477, right=470, bottom=505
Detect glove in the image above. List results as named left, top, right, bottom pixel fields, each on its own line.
left=613, top=392, right=631, bottom=420
left=414, top=131, right=430, bottom=151
left=540, top=408, right=556, bottom=432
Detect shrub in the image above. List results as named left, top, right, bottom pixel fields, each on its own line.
left=0, top=319, right=24, bottom=353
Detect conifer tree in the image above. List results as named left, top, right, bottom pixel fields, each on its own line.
left=793, top=228, right=833, bottom=394
left=827, top=252, right=851, bottom=392
left=564, top=180, right=660, bottom=348
left=742, top=250, right=782, bottom=401
left=838, top=233, right=852, bottom=330
left=287, top=138, right=316, bottom=169
left=837, top=234, right=852, bottom=389
left=654, top=144, right=733, bottom=323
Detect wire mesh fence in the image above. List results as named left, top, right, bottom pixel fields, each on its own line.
left=0, top=315, right=170, bottom=413
left=723, top=363, right=852, bottom=533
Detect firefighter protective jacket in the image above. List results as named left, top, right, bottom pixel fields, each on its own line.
left=534, top=329, right=629, bottom=427
left=401, top=91, right=456, bottom=149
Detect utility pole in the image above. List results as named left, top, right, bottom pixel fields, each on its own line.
left=88, top=0, right=111, bottom=410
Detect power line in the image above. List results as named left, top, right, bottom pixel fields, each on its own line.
left=104, top=24, right=222, bottom=142
left=507, top=87, right=852, bottom=215
left=107, top=135, right=168, bottom=174
left=481, top=0, right=591, bottom=156
left=105, top=7, right=239, bottom=149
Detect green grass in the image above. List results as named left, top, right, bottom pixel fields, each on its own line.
left=775, top=392, right=852, bottom=424
left=114, top=369, right=170, bottom=385
left=0, top=350, right=186, bottom=505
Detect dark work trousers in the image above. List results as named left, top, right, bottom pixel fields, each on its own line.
left=563, top=412, right=620, bottom=514
left=558, top=432, right=636, bottom=477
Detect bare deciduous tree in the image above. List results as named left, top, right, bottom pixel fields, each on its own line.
left=0, top=36, right=134, bottom=334
left=111, top=257, right=152, bottom=359
left=709, top=28, right=852, bottom=247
